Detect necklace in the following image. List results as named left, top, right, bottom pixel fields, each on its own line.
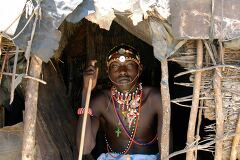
left=105, top=83, right=157, bottom=157
left=113, top=90, right=157, bottom=146
left=104, top=83, right=142, bottom=157
left=111, top=83, right=142, bottom=128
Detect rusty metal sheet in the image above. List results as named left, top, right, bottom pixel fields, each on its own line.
left=170, top=0, right=240, bottom=40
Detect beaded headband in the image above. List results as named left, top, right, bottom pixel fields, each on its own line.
left=106, top=45, right=141, bottom=68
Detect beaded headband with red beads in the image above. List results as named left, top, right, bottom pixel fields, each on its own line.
left=106, top=45, right=141, bottom=68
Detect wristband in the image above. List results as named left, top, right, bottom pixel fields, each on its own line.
left=77, top=107, right=93, bottom=116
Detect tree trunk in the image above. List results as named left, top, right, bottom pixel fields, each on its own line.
left=22, top=56, right=42, bottom=160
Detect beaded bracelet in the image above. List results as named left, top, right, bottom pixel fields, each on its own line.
left=77, top=107, right=93, bottom=116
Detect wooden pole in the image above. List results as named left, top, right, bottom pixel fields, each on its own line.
left=160, top=59, right=171, bottom=160
left=213, top=68, right=224, bottom=160
left=0, top=35, right=2, bottom=57
left=78, top=79, right=93, bottom=160
left=186, top=40, right=203, bottom=160
left=22, top=56, right=42, bottom=160
left=230, top=115, right=240, bottom=160
left=213, top=43, right=224, bottom=160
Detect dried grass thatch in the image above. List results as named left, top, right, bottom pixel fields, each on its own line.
left=171, top=40, right=240, bottom=160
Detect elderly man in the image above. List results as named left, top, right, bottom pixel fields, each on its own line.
left=77, top=44, right=163, bottom=160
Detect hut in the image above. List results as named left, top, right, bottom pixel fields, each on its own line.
left=0, top=0, right=240, bottom=160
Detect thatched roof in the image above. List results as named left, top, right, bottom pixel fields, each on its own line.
left=1, top=0, right=240, bottom=63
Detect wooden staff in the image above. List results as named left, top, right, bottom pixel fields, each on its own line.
left=78, top=60, right=97, bottom=160
left=78, top=78, right=93, bottom=160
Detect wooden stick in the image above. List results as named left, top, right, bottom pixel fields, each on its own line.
left=10, top=47, right=19, bottom=104
left=203, top=40, right=216, bottom=65
left=160, top=60, right=171, bottom=160
left=214, top=43, right=224, bottom=160
left=186, top=40, right=203, bottom=160
left=162, top=133, right=239, bottom=160
left=230, top=115, right=240, bottom=160
left=0, top=72, right=46, bottom=84
left=22, top=56, right=42, bottom=160
left=78, top=78, right=93, bottom=160
left=174, top=64, right=240, bottom=78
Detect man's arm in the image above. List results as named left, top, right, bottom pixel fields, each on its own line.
left=76, top=60, right=100, bottom=154
left=76, top=95, right=100, bottom=154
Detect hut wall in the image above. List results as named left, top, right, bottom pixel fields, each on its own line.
left=171, top=40, right=240, bottom=160
left=36, top=62, right=77, bottom=160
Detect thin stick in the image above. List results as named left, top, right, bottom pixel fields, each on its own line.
left=174, top=82, right=193, bottom=87
left=174, top=64, right=240, bottom=78
left=1, top=72, right=46, bottom=84
left=160, top=60, right=171, bottom=160
left=78, top=79, right=93, bottom=160
left=186, top=40, right=203, bottom=160
left=203, top=40, right=216, bottom=65
left=162, top=133, right=239, bottom=160
left=171, top=102, right=192, bottom=108
left=10, top=47, right=19, bottom=104
left=230, top=114, right=240, bottom=160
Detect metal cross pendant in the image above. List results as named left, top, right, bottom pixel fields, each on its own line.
left=115, top=127, right=121, bottom=137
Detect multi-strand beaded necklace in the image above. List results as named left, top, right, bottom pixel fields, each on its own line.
left=105, top=83, right=157, bottom=157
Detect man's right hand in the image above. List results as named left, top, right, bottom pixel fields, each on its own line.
left=83, top=60, right=98, bottom=93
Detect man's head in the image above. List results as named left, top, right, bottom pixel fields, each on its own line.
left=106, top=44, right=142, bottom=92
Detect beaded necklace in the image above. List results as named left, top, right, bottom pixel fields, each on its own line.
left=111, top=83, right=142, bottom=128
left=104, top=83, right=142, bottom=157
left=112, top=84, right=157, bottom=146
left=105, top=83, right=158, bottom=157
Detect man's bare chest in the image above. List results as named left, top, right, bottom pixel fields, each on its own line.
left=102, top=104, right=157, bottom=135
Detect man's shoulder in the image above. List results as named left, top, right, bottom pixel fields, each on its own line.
left=92, top=89, right=110, bottom=99
left=142, top=85, right=162, bottom=112
left=90, top=89, right=111, bottom=114
left=142, top=86, right=160, bottom=96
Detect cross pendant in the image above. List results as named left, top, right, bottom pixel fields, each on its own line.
left=115, top=127, right=121, bottom=137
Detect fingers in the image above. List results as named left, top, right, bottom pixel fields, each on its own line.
left=95, top=67, right=99, bottom=78
left=90, top=60, right=97, bottom=66
left=83, top=60, right=98, bottom=91
left=84, top=60, right=98, bottom=75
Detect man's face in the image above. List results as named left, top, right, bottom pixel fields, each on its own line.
left=107, top=53, right=141, bottom=91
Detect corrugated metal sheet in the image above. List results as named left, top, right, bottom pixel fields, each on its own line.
left=170, top=0, right=240, bottom=40
left=13, top=0, right=81, bottom=62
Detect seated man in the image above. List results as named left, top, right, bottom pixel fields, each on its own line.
left=77, top=44, right=163, bottom=160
